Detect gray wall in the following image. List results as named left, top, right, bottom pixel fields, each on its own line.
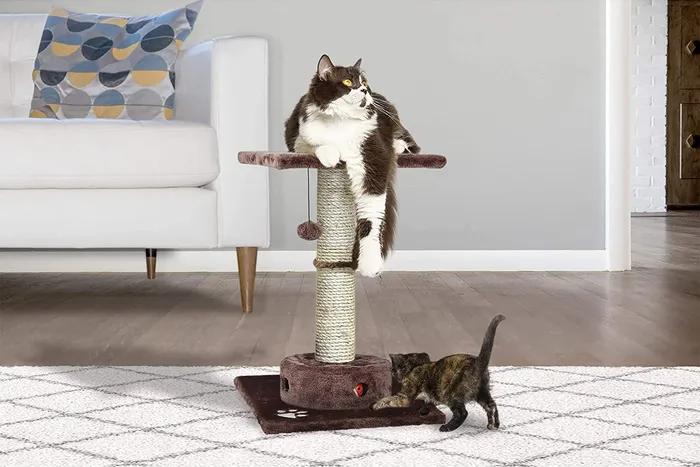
left=2, top=0, right=606, bottom=251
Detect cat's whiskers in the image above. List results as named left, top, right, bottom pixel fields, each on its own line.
left=371, top=101, right=404, bottom=128
left=371, top=100, right=400, bottom=120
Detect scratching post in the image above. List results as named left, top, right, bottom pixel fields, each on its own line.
left=315, top=168, right=356, bottom=363
left=278, top=166, right=391, bottom=411
left=234, top=152, right=447, bottom=434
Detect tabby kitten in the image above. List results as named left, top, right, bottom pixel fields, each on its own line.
left=373, top=315, right=506, bottom=432
left=284, top=54, right=420, bottom=277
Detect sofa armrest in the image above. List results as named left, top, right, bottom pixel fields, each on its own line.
left=174, top=36, right=270, bottom=248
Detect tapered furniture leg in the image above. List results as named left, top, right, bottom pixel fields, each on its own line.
left=145, top=249, right=157, bottom=279
left=237, top=247, right=258, bottom=313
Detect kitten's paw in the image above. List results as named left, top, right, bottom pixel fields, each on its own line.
left=315, top=145, right=341, bottom=168
left=357, top=253, right=384, bottom=278
left=439, top=424, right=456, bottom=432
left=487, top=423, right=498, bottom=430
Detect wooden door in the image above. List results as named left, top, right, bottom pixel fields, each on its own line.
left=668, top=1, right=700, bottom=207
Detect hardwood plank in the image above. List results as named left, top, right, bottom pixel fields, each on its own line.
left=1, top=216, right=700, bottom=366
left=285, top=273, right=316, bottom=357
left=233, top=273, right=285, bottom=366
left=355, top=276, right=384, bottom=357
left=361, top=273, right=415, bottom=355
left=249, top=273, right=303, bottom=366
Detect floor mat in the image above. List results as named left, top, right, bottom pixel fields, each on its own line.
left=234, top=374, right=444, bottom=434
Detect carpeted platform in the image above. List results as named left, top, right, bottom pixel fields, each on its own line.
left=1, top=366, right=699, bottom=466
left=234, top=374, right=444, bottom=434
left=237, top=151, right=447, bottom=170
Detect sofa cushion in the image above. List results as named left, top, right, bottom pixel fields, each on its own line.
left=0, top=15, right=47, bottom=118
left=0, top=118, right=219, bottom=189
left=30, top=1, right=202, bottom=121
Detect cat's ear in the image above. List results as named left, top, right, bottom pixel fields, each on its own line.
left=317, top=54, right=334, bottom=80
left=353, top=58, right=362, bottom=69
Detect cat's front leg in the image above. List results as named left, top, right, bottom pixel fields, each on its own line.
left=440, top=402, right=468, bottom=432
left=344, top=158, right=390, bottom=277
left=315, top=145, right=341, bottom=168
left=355, top=196, right=386, bottom=278
left=357, top=234, right=384, bottom=277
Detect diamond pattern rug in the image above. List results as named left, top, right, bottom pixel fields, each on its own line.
left=0, top=366, right=699, bottom=466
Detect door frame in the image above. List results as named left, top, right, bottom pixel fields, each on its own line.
left=606, top=0, right=632, bottom=271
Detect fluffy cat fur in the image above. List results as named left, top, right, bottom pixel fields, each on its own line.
left=373, top=315, right=506, bottom=432
left=284, top=54, right=420, bottom=277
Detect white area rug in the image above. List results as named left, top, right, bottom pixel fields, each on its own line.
left=1, top=366, right=699, bottom=466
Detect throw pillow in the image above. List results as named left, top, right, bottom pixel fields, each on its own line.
left=30, top=0, right=203, bottom=121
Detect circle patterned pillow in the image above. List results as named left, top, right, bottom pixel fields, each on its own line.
left=30, top=0, right=203, bottom=121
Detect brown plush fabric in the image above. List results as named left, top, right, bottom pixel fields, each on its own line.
left=234, top=374, right=445, bottom=435
left=297, top=220, right=322, bottom=240
left=238, top=152, right=447, bottom=170
left=280, top=353, right=391, bottom=410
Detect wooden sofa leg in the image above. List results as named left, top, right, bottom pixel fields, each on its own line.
left=146, top=249, right=157, bottom=279
left=237, top=247, right=258, bottom=313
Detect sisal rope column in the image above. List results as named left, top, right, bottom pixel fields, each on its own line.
left=314, top=168, right=356, bottom=363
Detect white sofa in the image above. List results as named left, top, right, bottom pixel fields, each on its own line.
left=0, top=14, right=270, bottom=312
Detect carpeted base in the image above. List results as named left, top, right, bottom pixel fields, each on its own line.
left=234, top=374, right=445, bottom=434
left=280, top=353, right=391, bottom=410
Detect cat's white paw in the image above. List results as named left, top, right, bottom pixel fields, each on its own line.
left=315, top=145, right=341, bottom=168
left=276, top=408, right=308, bottom=419
left=357, top=252, right=384, bottom=278
left=393, top=139, right=409, bottom=154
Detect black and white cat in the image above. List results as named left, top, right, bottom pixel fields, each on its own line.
left=284, top=55, right=420, bottom=277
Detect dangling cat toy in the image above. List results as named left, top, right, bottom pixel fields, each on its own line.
left=285, top=54, right=420, bottom=277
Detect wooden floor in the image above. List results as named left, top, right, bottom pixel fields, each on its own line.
left=1, top=216, right=699, bottom=367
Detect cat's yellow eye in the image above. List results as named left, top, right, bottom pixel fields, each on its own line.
left=342, top=79, right=352, bottom=87
left=362, top=80, right=368, bottom=87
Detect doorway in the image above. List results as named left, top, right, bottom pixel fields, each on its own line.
left=666, top=0, right=700, bottom=208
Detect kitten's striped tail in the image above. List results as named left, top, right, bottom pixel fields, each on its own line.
left=476, top=315, right=506, bottom=370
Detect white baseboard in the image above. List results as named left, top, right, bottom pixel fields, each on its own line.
left=0, top=249, right=608, bottom=273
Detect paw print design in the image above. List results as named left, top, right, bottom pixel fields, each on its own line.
left=276, top=408, right=309, bottom=419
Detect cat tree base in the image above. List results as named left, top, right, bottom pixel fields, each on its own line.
left=234, top=374, right=445, bottom=435
left=279, top=353, right=391, bottom=410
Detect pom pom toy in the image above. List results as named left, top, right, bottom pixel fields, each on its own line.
left=297, top=220, right=322, bottom=241
left=297, top=168, right=322, bottom=241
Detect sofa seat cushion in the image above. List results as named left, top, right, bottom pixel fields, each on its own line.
left=0, top=118, right=219, bottom=189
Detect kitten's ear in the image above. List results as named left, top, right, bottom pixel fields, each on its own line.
left=389, top=354, right=403, bottom=365
left=353, top=58, right=362, bottom=69
left=317, top=54, right=334, bottom=80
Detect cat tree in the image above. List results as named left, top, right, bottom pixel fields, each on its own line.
left=234, top=151, right=446, bottom=434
